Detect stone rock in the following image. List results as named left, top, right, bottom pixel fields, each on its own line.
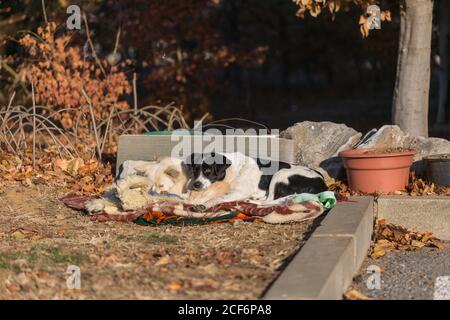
left=281, top=121, right=362, bottom=179
left=356, top=125, right=450, bottom=175
left=405, top=136, right=450, bottom=161
left=282, top=121, right=450, bottom=179
left=356, top=125, right=408, bottom=149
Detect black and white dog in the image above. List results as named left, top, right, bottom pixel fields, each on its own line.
left=182, top=152, right=328, bottom=207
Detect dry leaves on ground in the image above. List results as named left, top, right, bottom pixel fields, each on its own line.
left=0, top=152, right=114, bottom=195
left=370, top=219, right=446, bottom=259
left=328, top=172, right=450, bottom=197
left=405, top=172, right=450, bottom=196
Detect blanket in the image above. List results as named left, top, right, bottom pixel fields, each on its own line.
left=61, top=191, right=336, bottom=225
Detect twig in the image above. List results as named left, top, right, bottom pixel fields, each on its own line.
left=31, top=83, right=36, bottom=169
left=0, top=14, right=26, bottom=28
left=1, top=62, right=29, bottom=94
left=193, top=112, right=210, bottom=131
left=82, top=13, right=106, bottom=76
left=81, top=88, right=102, bottom=160
left=6, top=91, right=16, bottom=111
left=112, top=26, right=121, bottom=61
left=133, top=72, right=138, bottom=116
left=100, top=108, right=114, bottom=155
left=41, top=0, right=48, bottom=24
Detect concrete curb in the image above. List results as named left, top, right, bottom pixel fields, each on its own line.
left=263, top=196, right=373, bottom=300
left=376, top=195, right=450, bottom=240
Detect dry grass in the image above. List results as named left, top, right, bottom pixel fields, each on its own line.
left=0, top=93, right=190, bottom=162
left=0, top=183, right=316, bottom=299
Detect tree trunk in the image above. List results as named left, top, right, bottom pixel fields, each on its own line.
left=437, top=0, right=449, bottom=124
left=392, top=0, right=433, bottom=137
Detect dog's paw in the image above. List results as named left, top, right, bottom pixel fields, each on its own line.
left=191, top=204, right=207, bottom=212
left=85, top=198, right=106, bottom=214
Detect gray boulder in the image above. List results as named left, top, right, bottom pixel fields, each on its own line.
left=281, top=121, right=362, bottom=179
left=356, top=125, right=450, bottom=176
left=282, top=121, right=450, bottom=179
left=356, top=125, right=408, bottom=149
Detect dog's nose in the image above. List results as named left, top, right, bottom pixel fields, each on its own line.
left=193, top=181, right=203, bottom=190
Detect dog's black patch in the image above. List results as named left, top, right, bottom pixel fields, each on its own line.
left=256, top=159, right=291, bottom=191
left=182, top=152, right=231, bottom=190
left=273, top=175, right=328, bottom=199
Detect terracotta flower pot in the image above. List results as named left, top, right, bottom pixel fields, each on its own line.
left=339, top=148, right=416, bottom=194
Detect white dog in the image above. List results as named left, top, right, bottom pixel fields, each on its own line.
left=86, top=157, right=187, bottom=214
left=86, top=156, right=229, bottom=214
left=182, top=152, right=328, bottom=207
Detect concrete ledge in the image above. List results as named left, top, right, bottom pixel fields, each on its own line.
left=376, top=196, right=450, bottom=240
left=116, top=134, right=296, bottom=175
left=263, top=197, right=373, bottom=300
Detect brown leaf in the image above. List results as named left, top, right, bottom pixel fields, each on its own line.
left=216, top=251, right=234, bottom=264
left=154, top=255, right=171, bottom=267
left=168, top=281, right=183, bottom=291
left=12, top=230, right=26, bottom=239
left=411, top=240, right=425, bottom=248
left=54, top=159, right=68, bottom=172
left=82, top=184, right=95, bottom=193
left=429, top=240, right=445, bottom=250
left=371, top=244, right=386, bottom=259
left=344, top=289, right=369, bottom=300
left=78, top=162, right=99, bottom=176
left=421, top=232, right=432, bottom=243
left=66, top=158, right=84, bottom=176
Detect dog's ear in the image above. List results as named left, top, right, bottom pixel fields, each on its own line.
left=181, top=160, right=193, bottom=178
left=164, top=167, right=180, bottom=180
left=212, top=155, right=231, bottom=178
left=220, top=155, right=232, bottom=168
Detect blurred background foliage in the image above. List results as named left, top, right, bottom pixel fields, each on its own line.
left=0, top=0, right=444, bottom=133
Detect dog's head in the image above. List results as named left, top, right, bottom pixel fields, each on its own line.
left=182, top=152, right=231, bottom=191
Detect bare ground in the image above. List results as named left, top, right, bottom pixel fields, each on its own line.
left=0, top=183, right=315, bottom=299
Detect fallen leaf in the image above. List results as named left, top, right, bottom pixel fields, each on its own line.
left=421, top=232, right=432, bottom=243
left=21, top=178, right=33, bottom=187
left=154, top=255, right=171, bottom=267
left=411, top=240, right=425, bottom=248
left=216, top=251, right=234, bottom=264
left=78, top=162, right=99, bottom=176
left=190, top=278, right=220, bottom=290
left=371, top=245, right=386, bottom=259
left=12, top=230, right=25, bottom=239
left=54, top=159, right=68, bottom=171
left=82, top=184, right=96, bottom=193
left=66, top=158, right=84, bottom=176
left=56, top=213, right=65, bottom=220
left=429, top=240, right=445, bottom=250
left=168, top=281, right=183, bottom=291
left=344, top=289, right=369, bottom=300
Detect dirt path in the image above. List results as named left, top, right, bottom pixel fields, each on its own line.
left=0, top=183, right=315, bottom=299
